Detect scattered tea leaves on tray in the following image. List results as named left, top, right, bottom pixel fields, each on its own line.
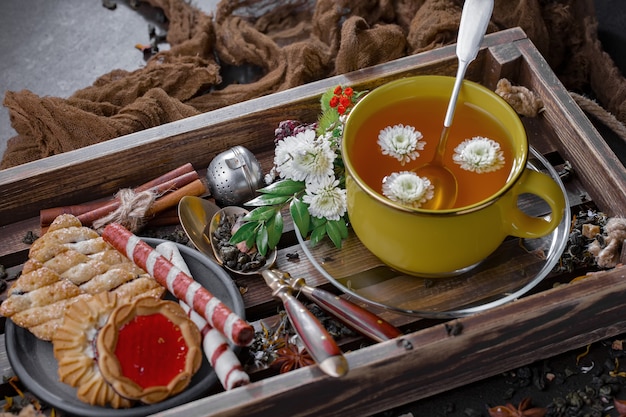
left=308, top=304, right=356, bottom=339
left=445, top=321, right=463, bottom=337
left=141, top=225, right=190, bottom=244
left=554, top=209, right=609, bottom=273
left=22, top=231, right=38, bottom=245
left=246, top=315, right=289, bottom=369
left=285, top=252, right=300, bottom=261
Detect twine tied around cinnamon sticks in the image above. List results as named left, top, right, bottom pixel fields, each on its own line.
left=40, top=163, right=207, bottom=233
left=92, top=188, right=157, bottom=233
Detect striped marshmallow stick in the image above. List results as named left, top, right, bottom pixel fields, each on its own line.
left=102, top=223, right=254, bottom=347
left=155, top=242, right=250, bottom=390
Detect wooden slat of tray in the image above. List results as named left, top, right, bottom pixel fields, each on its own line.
left=0, top=28, right=625, bottom=417
left=514, top=40, right=626, bottom=215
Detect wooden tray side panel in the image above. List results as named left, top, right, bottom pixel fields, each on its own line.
left=515, top=39, right=626, bottom=216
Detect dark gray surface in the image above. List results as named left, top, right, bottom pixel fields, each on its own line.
left=596, top=0, right=626, bottom=79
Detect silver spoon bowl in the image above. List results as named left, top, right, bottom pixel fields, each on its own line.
left=208, top=205, right=278, bottom=275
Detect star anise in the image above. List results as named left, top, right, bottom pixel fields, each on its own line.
left=487, top=397, right=546, bottom=417
left=271, top=341, right=315, bottom=373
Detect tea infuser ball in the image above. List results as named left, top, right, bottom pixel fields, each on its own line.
left=206, top=146, right=264, bottom=207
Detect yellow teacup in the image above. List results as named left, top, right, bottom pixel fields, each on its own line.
left=342, top=76, right=566, bottom=277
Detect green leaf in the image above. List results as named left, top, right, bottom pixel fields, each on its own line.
left=255, top=224, right=269, bottom=257
left=311, top=215, right=326, bottom=228
left=245, top=234, right=257, bottom=253
left=266, top=211, right=284, bottom=249
left=336, top=218, right=349, bottom=239
left=229, top=221, right=258, bottom=245
left=353, top=90, right=368, bottom=100
left=326, top=220, right=344, bottom=248
left=258, top=179, right=305, bottom=196
left=244, top=206, right=278, bottom=222
left=245, top=194, right=292, bottom=206
left=310, top=223, right=327, bottom=246
left=289, top=198, right=310, bottom=236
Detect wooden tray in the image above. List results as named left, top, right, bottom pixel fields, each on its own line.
left=1, top=28, right=626, bottom=417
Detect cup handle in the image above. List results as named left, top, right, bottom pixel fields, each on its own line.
left=506, top=169, right=566, bottom=238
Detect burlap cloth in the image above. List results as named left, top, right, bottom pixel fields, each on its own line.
left=2, top=0, right=625, bottom=169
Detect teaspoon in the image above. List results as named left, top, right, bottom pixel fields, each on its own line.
left=414, top=0, right=494, bottom=209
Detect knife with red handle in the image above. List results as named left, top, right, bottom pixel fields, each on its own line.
left=279, top=271, right=403, bottom=343
left=261, top=269, right=348, bottom=377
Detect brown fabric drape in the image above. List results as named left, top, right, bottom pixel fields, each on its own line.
left=2, top=0, right=624, bottom=169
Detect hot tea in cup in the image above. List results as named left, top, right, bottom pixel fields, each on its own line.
left=342, top=75, right=566, bottom=277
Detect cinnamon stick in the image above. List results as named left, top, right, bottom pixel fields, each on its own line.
left=134, top=163, right=196, bottom=192
left=39, top=200, right=109, bottom=225
left=76, top=171, right=200, bottom=227
left=145, top=207, right=179, bottom=227
left=146, top=179, right=206, bottom=216
left=41, top=206, right=182, bottom=235
left=40, top=163, right=196, bottom=227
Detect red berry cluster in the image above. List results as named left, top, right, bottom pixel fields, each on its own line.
left=329, top=85, right=354, bottom=115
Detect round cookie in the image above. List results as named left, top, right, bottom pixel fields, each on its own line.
left=52, top=292, right=134, bottom=409
left=97, top=297, right=202, bottom=404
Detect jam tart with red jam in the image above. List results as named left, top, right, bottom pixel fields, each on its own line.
left=96, top=296, right=202, bottom=404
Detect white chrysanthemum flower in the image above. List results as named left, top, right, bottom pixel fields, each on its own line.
left=382, top=171, right=434, bottom=208
left=274, top=129, right=336, bottom=183
left=377, top=124, right=425, bottom=165
left=274, top=132, right=305, bottom=179
left=453, top=136, right=505, bottom=173
left=303, top=177, right=347, bottom=221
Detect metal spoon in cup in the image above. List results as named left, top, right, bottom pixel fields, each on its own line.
left=414, top=0, right=494, bottom=209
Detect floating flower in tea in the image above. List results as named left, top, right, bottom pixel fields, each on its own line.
left=382, top=171, right=434, bottom=208
left=377, top=124, right=425, bottom=165
left=452, top=136, right=505, bottom=173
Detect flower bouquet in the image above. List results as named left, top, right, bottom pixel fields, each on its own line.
left=230, top=86, right=364, bottom=256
